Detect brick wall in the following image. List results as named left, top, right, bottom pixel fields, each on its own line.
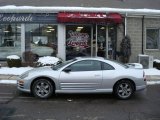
left=144, top=18, right=160, bottom=60
left=120, top=17, right=160, bottom=62
left=126, top=17, right=143, bottom=62
left=116, top=17, right=143, bottom=63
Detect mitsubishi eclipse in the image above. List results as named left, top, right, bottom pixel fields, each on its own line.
left=17, top=57, right=146, bottom=100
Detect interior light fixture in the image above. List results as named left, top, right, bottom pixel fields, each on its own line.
left=76, top=28, right=81, bottom=32
left=50, top=29, right=55, bottom=31
left=47, top=26, right=52, bottom=29
left=46, top=30, right=52, bottom=33
left=77, top=27, right=83, bottom=29
left=100, top=27, right=105, bottom=30
left=4, top=30, right=9, bottom=33
left=17, top=26, right=21, bottom=29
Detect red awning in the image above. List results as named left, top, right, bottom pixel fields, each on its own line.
left=57, top=12, right=122, bottom=24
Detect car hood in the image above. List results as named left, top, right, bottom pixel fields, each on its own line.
left=19, top=66, right=54, bottom=79
left=30, top=66, right=53, bottom=72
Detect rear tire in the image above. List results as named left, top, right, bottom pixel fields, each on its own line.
left=32, top=79, right=54, bottom=99
left=114, top=80, right=134, bottom=100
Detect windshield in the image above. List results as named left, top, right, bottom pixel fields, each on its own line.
left=52, top=59, right=76, bottom=70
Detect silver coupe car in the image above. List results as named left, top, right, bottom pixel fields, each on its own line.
left=17, top=57, right=146, bottom=100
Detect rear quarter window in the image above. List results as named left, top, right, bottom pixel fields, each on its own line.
left=102, top=62, right=115, bottom=70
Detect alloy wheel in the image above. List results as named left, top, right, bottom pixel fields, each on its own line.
left=115, top=81, right=134, bottom=99
left=32, top=79, right=53, bottom=99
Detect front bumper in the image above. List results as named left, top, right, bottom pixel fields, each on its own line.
left=17, top=79, right=31, bottom=93
left=17, top=86, right=31, bottom=93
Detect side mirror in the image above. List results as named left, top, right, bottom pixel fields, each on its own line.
left=63, top=67, right=71, bottom=73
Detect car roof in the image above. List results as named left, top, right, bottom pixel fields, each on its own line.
left=75, top=57, right=105, bottom=61
left=74, top=57, right=128, bottom=69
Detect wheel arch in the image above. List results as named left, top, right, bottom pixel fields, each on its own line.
left=30, top=76, right=56, bottom=93
left=113, top=78, right=136, bottom=92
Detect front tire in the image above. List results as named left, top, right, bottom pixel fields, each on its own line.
left=32, top=79, right=54, bottom=99
left=114, top=80, right=134, bottom=100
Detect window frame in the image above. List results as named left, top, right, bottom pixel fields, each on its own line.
left=64, top=60, right=102, bottom=72
left=65, top=24, right=92, bottom=60
left=0, top=24, right=22, bottom=60
left=101, top=62, right=115, bottom=70
left=145, top=28, right=160, bottom=50
left=25, top=24, right=58, bottom=57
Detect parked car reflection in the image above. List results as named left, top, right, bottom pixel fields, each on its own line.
left=0, top=43, right=54, bottom=60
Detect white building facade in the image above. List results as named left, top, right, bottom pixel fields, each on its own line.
left=0, top=6, right=160, bottom=63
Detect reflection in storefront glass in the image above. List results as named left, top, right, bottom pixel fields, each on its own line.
left=66, top=25, right=91, bottom=60
left=0, top=24, right=21, bottom=60
left=146, top=29, right=159, bottom=49
left=108, top=25, right=117, bottom=60
left=25, top=24, right=57, bottom=60
left=97, top=25, right=106, bottom=57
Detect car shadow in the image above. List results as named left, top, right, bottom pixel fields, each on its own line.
left=17, top=91, right=147, bottom=104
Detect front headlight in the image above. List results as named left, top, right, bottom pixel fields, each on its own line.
left=20, top=72, right=29, bottom=79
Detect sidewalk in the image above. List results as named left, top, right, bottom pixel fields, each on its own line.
left=0, top=74, right=19, bottom=80
left=0, top=74, right=160, bottom=85
left=146, top=75, right=160, bottom=81
left=0, top=74, right=19, bottom=84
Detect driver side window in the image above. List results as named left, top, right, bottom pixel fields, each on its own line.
left=67, top=60, right=101, bottom=72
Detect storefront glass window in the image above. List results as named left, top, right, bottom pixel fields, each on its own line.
left=25, top=24, right=57, bottom=59
left=0, top=24, right=21, bottom=60
left=146, top=28, right=159, bottom=49
left=66, top=25, right=91, bottom=60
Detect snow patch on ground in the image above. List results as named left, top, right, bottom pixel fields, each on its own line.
left=0, top=80, right=17, bottom=84
left=144, top=68, right=160, bottom=75
left=0, top=67, right=33, bottom=75
left=147, top=81, right=160, bottom=85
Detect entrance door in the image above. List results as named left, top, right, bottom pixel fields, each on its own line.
left=92, top=24, right=117, bottom=60
left=108, top=25, right=117, bottom=60
left=92, top=25, right=108, bottom=58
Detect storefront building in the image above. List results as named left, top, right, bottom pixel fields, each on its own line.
left=0, top=13, right=58, bottom=61
left=0, top=6, right=160, bottom=63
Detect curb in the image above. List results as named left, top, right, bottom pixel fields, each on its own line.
left=0, top=80, right=17, bottom=84
left=0, top=75, right=160, bottom=85
left=146, top=75, right=160, bottom=81
left=147, top=81, right=160, bottom=85
left=0, top=80, right=160, bottom=85
left=0, top=75, right=18, bottom=84
left=1, top=80, right=160, bottom=86
left=0, top=75, right=19, bottom=80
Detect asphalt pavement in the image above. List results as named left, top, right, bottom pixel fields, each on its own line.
left=0, top=84, right=160, bottom=120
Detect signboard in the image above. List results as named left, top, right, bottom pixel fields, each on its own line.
left=67, top=30, right=89, bottom=48
left=58, top=12, right=122, bottom=24
left=0, top=13, right=57, bottom=23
